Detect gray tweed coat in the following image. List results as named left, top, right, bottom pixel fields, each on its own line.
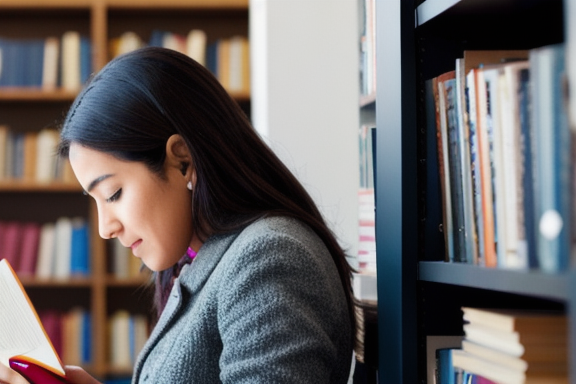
left=132, top=216, right=352, bottom=384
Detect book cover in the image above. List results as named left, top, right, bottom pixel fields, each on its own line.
left=455, top=57, right=478, bottom=264
left=17, top=222, right=41, bottom=277
left=530, top=43, right=571, bottom=273
left=186, top=29, right=207, bottom=67
left=443, top=77, right=467, bottom=262
left=424, top=78, right=446, bottom=262
left=436, top=71, right=456, bottom=262
left=70, top=218, right=90, bottom=276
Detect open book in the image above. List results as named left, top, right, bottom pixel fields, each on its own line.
left=0, top=258, right=66, bottom=380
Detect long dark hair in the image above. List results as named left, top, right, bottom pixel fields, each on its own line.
left=58, top=47, right=355, bottom=333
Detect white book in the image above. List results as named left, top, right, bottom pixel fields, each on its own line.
left=53, top=217, right=72, bottom=279
left=186, top=29, right=207, bottom=66
left=42, top=37, right=60, bottom=90
left=61, top=31, right=81, bottom=91
left=36, top=222, right=56, bottom=278
left=35, top=128, right=59, bottom=183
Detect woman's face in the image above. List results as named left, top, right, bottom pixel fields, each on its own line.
left=69, top=142, right=194, bottom=271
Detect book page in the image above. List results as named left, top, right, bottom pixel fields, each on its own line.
left=0, top=259, right=63, bottom=375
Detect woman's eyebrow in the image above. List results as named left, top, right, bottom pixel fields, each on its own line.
left=86, top=174, right=114, bottom=193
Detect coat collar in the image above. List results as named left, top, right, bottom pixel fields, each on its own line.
left=132, top=230, right=241, bottom=381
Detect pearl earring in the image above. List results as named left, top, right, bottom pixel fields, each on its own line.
left=187, top=181, right=193, bottom=191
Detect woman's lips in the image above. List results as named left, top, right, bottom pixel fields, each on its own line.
left=130, top=239, right=143, bottom=256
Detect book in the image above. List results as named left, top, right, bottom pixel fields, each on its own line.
left=530, top=43, right=571, bottom=273
left=435, top=71, right=456, bottom=262
left=186, top=29, right=207, bottom=66
left=17, top=222, right=41, bottom=277
left=61, top=31, right=81, bottom=91
left=42, top=36, right=60, bottom=90
left=36, top=222, right=56, bottom=278
left=53, top=217, right=72, bottom=279
left=427, top=335, right=463, bottom=384
left=1, top=221, right=22, bottom=271
left=455, top=57, right=478, bottom=265
left=70, top=218, right=90, bottom=276
left=450, top=348, right=567, bottom=384
left=461, top=307, right=567, bottom=334
left=0, top=259, right=66, bottom=379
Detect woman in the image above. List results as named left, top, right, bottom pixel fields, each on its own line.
left=0, top=47, right=354, bottom=384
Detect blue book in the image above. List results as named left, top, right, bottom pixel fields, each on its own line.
left=82, top=311, right=92, bottom=364
left=80, top=36, right=92, bottom=85
left=70, top=218, right=90, bottom=275
left=436, top=348, right=456, bottom=384
left=517, top=67, right=538, bottom=269
left=530, top=43, right=570, bottom=273
left=206, top=40, right=219, bottom=77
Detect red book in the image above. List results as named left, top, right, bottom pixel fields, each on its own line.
left=1, top=222, right=22, bottom=271
left=18, top=222, right=41, bottom=276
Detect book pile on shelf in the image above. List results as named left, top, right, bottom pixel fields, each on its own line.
left=109, top=29, right=250, bottom=95
left=0, top=217, right=90, bottom=279
left=0, top=126, right=76, bottom=184
left=0, top=31, right=92, bottom=91
left=427, top=43, right=572, bottom=272
left=108, top=310, right=149, bottom=371
left=435, top=307, right=567, bottom=384
left=40, top=308, right=93, bottom=368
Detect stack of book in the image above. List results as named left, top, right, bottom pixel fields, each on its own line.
left=108, top=310, right=149, bottom=370
left=0, top=217, right=90, bottom=279
left=436, top=307, right=567, bottom=384
left=109, top=29, right=250, bottom=95
left=426, top=43, right=571, bottom=272
left=0, top=31, right=92, bottom=90
left=0, top=126, right=76, bottom=184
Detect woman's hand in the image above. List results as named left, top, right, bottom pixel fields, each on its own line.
left=0, top=362, right=28, bottom=384
left=64, top=366, right=102, bottom=384
left=0, top=363, right=102, bottom=384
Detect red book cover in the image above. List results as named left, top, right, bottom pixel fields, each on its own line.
left=1, top=222, right=22, bottom=270
left=18, top=222, right=41, bottom=276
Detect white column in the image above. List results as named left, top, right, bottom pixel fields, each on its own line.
left=250, top=0, right=360, bottom=262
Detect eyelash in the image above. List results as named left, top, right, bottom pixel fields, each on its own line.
left=106, top=189, right=122, bottom=203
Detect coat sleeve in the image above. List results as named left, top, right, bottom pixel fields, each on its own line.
left=216, top=231, right=352, bottom=384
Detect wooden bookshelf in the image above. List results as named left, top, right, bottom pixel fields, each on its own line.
left=375, top=0, right=572, bottom=383
left=0, top=0, right=248, bottom=379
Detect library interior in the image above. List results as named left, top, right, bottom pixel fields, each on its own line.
left=1, top=0, right=575, bottom=383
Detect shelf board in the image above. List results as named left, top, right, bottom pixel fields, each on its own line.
left=106, top=275, right=151, bottom=287
left=415, top=0, right=460, bottom=27
left=419, top=261, right=569, bottom=301
left=0, top=88, right=77, bottom=102
left=21, top=276, right=93, bottom=287
left=106, top=0, right=247, bottom=9
left=0, top=0, right=91, bottom=8
left=0, top=181, right=82, bottom=192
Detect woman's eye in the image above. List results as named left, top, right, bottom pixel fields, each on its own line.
left=106, top=189, right=122, bottom=203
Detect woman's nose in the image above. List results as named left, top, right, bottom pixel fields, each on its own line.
left=97, top=205, right=122, bottom=239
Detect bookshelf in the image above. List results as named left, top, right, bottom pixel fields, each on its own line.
left=0, top=0, right=249, bottom=380
left=374, top=0, right=572, bottom=383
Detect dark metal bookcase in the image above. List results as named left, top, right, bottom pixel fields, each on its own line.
left=374, top=0, right=574, bottom=383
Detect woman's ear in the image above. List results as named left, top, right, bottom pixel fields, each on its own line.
left=165, top=134, right=193, bottom=176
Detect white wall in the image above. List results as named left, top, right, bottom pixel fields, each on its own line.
left=250, top=0, right=360, bottom=261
